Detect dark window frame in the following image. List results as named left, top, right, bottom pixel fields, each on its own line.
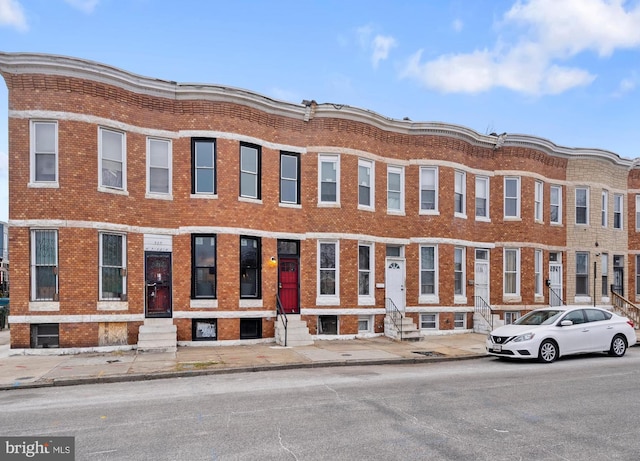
left=191, top=138, right=217, bottom=194
left=192, top=318, right=218, bottom=341
left=239, top=142, right=262, bottom=199
left=240, top=318, right=262, bottom=339
left=280, top=151, right=301, bottom=204
left=240, top=236, right=262, bottom=299
left=192, top=234, right=217, bottom=299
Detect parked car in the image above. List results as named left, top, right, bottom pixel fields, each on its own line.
left=486, top=306, right=637, bottom=363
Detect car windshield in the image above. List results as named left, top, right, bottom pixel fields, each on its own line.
left=514, top=310, right=564, bottom=326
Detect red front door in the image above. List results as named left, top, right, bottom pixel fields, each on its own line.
left=278, top=257, right=299, bottom=314
left=145, top=251, right=172, bottom=318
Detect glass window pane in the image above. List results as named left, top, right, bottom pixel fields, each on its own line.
left=35, top=153, right=56, bottom=181
left=241, top=172, right=257, bottom=197
left=195, top=237, right=216, bottom=266
left=150, top=168, right=169, bottom=193
left=421, top=247, right=434, bottom=269
left=321, top=182, right=337, bottom=202
left=281, top=155, right=297, bottom=179
left=320, top=270, right=336, bottom=295
left=102, top=130, right=122, bottom=161
left=196, top=169, right=214, bottom=193
left=281, top=179, right=296, bottom=203
left=388, top=172, right=400, bottom=191
left=359, top=165, right=370, bottom=187
left=150, top=140, right=169, bottom=167
left=241, top=146, right=257, bottom=172
left=359, top=246, right=370, bottom=270
left=321, top=161, right=336, bottom=182
left=102, top=234, right=123, bottom=266
left=35, top=231, right=56, bottom=265
left=102, top=160, right=123, bottom=188
left=35, top=123, right=56, bottom=153
left=196, top=142, right=214, bottom=167
left=320, top=244, right=335, bottom=268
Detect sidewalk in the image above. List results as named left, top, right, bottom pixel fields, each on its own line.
left=0, top=329, right=488, bottom=391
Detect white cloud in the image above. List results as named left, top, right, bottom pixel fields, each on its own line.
left=613, top=72, right=638, bottom=97
left=452, top=18, right=463, bottom=33
left=0, top=0, right=27, bottom=31
left=371, top=35, right=397, bottom=68
left=64, top=0, right=99, bottom=14
left=401, top=0, right=640, bottom=95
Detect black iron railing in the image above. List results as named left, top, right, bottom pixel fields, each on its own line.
left=474, top=296, right=493, bottom=330
left=276, top=294, right=288, bottom=346
left=548, top=286, right=565, bottom=306
left=385, top=298, right=403, bottom=341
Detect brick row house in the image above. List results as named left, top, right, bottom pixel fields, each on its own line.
left=1, top=52, right=638, bottom=351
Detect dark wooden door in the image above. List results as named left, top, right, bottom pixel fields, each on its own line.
left=278, top=257, right=299, bottom=314
left=145, top=252, right=172, bottom=318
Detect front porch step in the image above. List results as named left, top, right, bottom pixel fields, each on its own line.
left=275, top=314, right=313, bottom=346
left=384, top=315, right=423, bottom=342
left=137, top=319, right=177, bottom=353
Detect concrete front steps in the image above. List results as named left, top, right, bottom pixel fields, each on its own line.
left=137, top=318, right=177, bottom=353
left=275, top=314, right=313, bottom=347
left=384, top=315, right=423, bottom=341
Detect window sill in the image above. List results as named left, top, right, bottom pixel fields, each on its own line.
left=475, top=216, right=491, bottom=222
left=238, top=196, right=263, bottom=205
left=28, top=181, right=59, bottom=189
left=574, top=296, right=591, bottom=304
left=239, top=299, right=263, bottom=308
left=454, top=295, right=467, bottom=304
left=317, top=202, right=341, bottom=208
left=503, top=216, right=521, bottom=222
left=190, top=299, right=219, bottom=309
left=358, top=296, right=376, bottom=306
left=190, top=193, right=218, bottom=199
left=387, top=210, right=405, bottom=216
left=97, top=301, right=129, bottom=311
left=279, top=202, right=302, bottom=209
left=454, top=212, right=467, bottom=219
left=419, top=210, right=440, bottom=216
left=98, top=186, right=129, bottom=196
left=502, top=295, right=522, bottom=303
left=29, top=301, right=60, bottom=312
left=146, top=192, right=173, bottom=201
left=316, top=296, right=340, bottom=306
left=418, top=295, right=439, bottom=304
left=357, top=205, right=375, bottom=212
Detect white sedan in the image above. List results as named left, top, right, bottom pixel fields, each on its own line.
left=486, top=306, right=637, bottom=363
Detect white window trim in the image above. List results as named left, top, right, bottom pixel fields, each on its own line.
left=29, top=120, right=59, bottom=188
left=30, top=229, right=59, bottom=303
left=454, top=247, right=467, bottom=304
left=475, top=176, right=490, bottom=222
left=602, top=190, right=608, bottom=227
left=534, top=249, right=543, bottom=298
left=454, top=312, right=466, bottom=329
left=504, top=177, right=521, bottom=220
left=98, top=127, right=128, bottom=195
left=420, top=313, right=439, bottom=330
left=419, top=245, right=439, bottom=304
left=358, top=242, right=375, bottom=305
left=575, top=251, right=590, bottom=299
left=614, top=194, right=623, bottom=230
left=99, top=232, right=127, bottom=302
left=419, top=166, right=439, bottom=215
left=357, top=315, right=374, bottom=334
left=146, top=137, right=173, bottom=200
left=316, top=240, right=340, bottom=305
left=387, top=165, right=404, bottom=215
left=550, top=185, right=562, bottom=225
left=534, top=181, right=543, bottom=223
left=454, top=170, right=467, bottom=219
left=358, top=158, right=375, bottom=211
left=503, top=248, right=521, bottom=299
left=636, top=195, right=640, bottom=231
left=318, top=154, right=340, bottom=207
left=575, top=187, right=589, bottom=225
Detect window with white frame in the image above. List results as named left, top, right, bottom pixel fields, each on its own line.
left=420, top=167, right=438, bottom=212
left=602, top=253, right=608, bottom=297
left=602, top=190, right=608, bottom=227
left=358, top=159, right=374, bottom=208
left=147, top=138, right=171, bottom=196
left=636, top=255, right=640, bottom=297
left=454, top=170, right=466, bottom=216
left=99, top=128, right=126, bottom=190
left=504, top=248, right=520, bottom=295
left=504, top=177, right=520, bottom=218
left=550, top=185, right=562, bottom=224
left=387, top=166, right=404, bottom=213
left=420, top=313, right=437, bottom=329
left=534, top=181, right=543, bottom=222
left=31, top=229, right=58, bottom=301
left=636, top=195, right=640, bottom=230
left=280, top=152, right=300, bottom=204
left=504, top=311, right=520, bottom=325
left=319, top=241, right=338, bottom=297
left=192, top=138, right=216, bottom=195
left=240, top=143, right=261, bottom=199
left=614, top=194, right=623, bottom=229
left=319, top=155, right=339, bottom=204
left=99, top=233, right=127, bottom=300
left=576, top=252, right=590, bottom=296
left=534, top=249, right=542, bottom=296
left=454, top=247, right=465, bottom=297
left=575, top=187, right=589, bottom=224
left=420, top=245, right=437, bottom=296
left=475, top=176, right=489, bottom=220
left=358, top=243, right=373, bottom=298
left=31, top=120, right=58, bottom=184
left=454, top=312, right=466, bottom=329
left=358, top=315, right=373, bottom=333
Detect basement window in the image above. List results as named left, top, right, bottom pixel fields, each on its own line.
left=192, top=319, right=217, bottom=341
left=318, top=315, right=338, bottom=335
left=240, top=318, right=262, bottom=339
left=30, top=323, right=59, bottom=348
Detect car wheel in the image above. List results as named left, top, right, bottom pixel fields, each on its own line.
left=609, top=335, right=627, bottom=357
left=538, top=340, right=558, bottom=363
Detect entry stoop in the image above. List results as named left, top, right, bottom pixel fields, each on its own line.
left=384, top=315, right=423, bottom=341
left=275, top=315, right=314, bottom=347
left=137, top=318, right=177, bottom=353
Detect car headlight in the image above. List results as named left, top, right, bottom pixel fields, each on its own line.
left=513, top=332, right=535, bottom=342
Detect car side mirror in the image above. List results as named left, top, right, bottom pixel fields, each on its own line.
left=560, top=320, right=573, bottom=327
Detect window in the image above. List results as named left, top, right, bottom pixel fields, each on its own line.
left=614, top=194, right=623, bottom=229
left=420, top=167, right=438, bottom=212
left=386, top=245, right=403, bottom=257
left=454, top=312, right=466, bottom=329
left=454, top=170, right=466, bottom=216
left=192, top=138, right=216, bottom=194
left=602, top=253, right=608, bottom=297
left=420, top=245, right=437, bottom=296
left=575, top=187, right=589, bottom=224
left=99, top=127, right=126, bottom=190
left=504, top=312, right=520, bottom=325
left=534, top=181, right=543, bottom=222
left=192, top=235, right=216, bottom=298
left=240, top=143, right=261, bottom=199
left=147, top=138, right=171, bottom=195
left=318, top=315, right=338, bottom=334
left=576, top=252, right=589, bottom=296
left=420, top=313, right=437, bottom=329
left=636, top=255, right=640, bottom=296
left=30, top=120, right=58, bottom=184
left=99, top=233, right=126, bottom=300
left=636, top=195, right=640, bottom=230
left=358, top=159, right=374, bottom=208
left=387, top=166, right=404, bottom=213
left=550, top=185, right=562, bottom=224
left=192, top=319, right=217, bottom=341
left=240, top=318, right=262, bottom=339
left=504, top=248, right=520, bottom=295
left=475, top=176, right=489, bottom=220
left=454, top=247, right=465, bottom=297
left=602, top=190, right=608, bottom=227
left=30, top=324, right=59, bottom=348
left=319, top=241, right=338, bottom=297
left=240, top=236, right=261, bottom=298
left=31, top=229, right=58, bottom=301
left=358, top=244, right=373, bottom=298
left=504, top=177, right=520, bottom=218
left=534, top=249, right=542, bottom=296
left=358, top=316, right=373, bottom=333
left=280, top=152, right=300, bottom=204
left=319, top=155, right=339, bottom=204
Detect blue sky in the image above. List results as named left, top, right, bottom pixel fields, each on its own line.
left=1, top=0, right=640, bottom=223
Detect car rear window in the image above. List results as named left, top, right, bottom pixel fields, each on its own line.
left=585, top=309, right=611, bottom=322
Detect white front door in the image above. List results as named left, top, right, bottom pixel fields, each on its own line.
left=385, top=258, right=405, bottom=315
left=549, top=263, right=563, bottom=306
left=474, top=250, right=490, bottom=306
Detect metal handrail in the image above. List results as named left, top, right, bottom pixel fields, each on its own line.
left=385, top=298, right=403, bottom=341
left=610, top=290, right=640, bottom=329
left=275, top=294, right=288, bottom=346
left=474, top=296, right=493, bottom=330
left=548, top=286, right=565, bottom=306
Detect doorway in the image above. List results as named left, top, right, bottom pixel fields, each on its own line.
left=549, top=255, right=563, bottom=306
left=145, top=251, right=172, bottom=318
left=474, top=249, right=490, bottom=305
left=278, top=257, right=299, bottom=314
